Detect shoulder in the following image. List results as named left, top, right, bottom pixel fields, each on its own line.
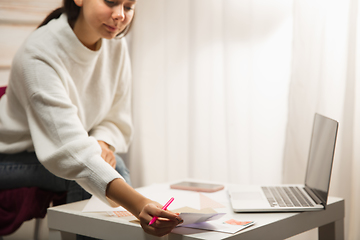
left=13, top=15, right=68, bottom=66
left=11, top=14, right=78, bottom=79
left=27, top=15, right=67, bottom=50
left=9, top=16, right=73, bottom=100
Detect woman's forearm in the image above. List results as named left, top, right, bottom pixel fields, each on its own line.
left=106, top=178, right=151, bottom=218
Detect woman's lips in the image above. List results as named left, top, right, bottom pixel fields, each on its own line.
left=104, top=24, right=118, bottom=32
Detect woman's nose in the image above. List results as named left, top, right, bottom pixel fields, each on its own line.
left=113, top=5, right=125, bottom=20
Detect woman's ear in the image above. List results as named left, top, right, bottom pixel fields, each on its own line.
left=73, top=0, right=83, bottom=7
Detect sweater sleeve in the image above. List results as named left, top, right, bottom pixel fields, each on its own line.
left=16, top=58, right=124, bottom=204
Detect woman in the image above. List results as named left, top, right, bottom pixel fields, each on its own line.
left=0, top=0, right=181, bottom=237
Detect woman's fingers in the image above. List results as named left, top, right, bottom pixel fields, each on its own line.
left=98, top=140, right=116, bottom=168
left=143, top=203, right=181, bottom=224
left=140, top=216, right=181, bottom=237
left=102, top=151, right=116, bottom=168
left=102, top=152, right=116, bottom=168
left=139, top=203, right=183, bottom=237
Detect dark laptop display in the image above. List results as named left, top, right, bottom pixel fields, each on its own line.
left=305, top=114, right=338, bottom=207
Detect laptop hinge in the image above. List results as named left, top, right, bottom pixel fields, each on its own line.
left=304, top=187, right=323, bottom=205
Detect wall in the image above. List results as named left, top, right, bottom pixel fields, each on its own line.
left=0, top=0, right=61, bottom=86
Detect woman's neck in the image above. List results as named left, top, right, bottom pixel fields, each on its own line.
left=71, top=17, right=101, bottom=51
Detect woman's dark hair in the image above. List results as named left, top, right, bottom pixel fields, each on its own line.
left=38, top=0, right=133, bottom=38
left=38, top=0, right=80, bottom=28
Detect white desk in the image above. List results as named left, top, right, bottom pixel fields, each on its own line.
left=47, top=183, right=344, bottom=240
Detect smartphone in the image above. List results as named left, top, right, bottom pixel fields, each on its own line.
left=170, top=181, right=224, bottom=193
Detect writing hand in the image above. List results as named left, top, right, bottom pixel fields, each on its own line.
left=139, top=202, right=183, bottom=237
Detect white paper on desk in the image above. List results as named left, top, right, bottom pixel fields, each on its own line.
left=82, top=183, right=224, bottom=213
left=82, top=195, right=126, bottom=212
left=177, top=212, right=226, bottom=226
left=181, top=220, right=255, bottom=234
left=136, top=184, right=201, bottom=210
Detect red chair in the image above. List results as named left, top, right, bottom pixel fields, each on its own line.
left=0, top=86, right=66, bottom=237
left=0, top=87, right=5, bottom=97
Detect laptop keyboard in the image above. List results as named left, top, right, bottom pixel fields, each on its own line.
left=261, top=186, right=314, bottom=208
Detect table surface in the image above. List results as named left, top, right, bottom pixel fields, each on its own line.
left=47, top=183, right=345, bottom=240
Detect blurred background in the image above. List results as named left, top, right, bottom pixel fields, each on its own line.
left=1, top=0, right=359, bottom=239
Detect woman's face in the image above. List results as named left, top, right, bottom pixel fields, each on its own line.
left=73, top=0, right=136, bottom=49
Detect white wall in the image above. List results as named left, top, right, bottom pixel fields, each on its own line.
left=0, top=0, right=61, bottom=86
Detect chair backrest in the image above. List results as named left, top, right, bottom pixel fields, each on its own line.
left=0, top=86, right=6, bottom=98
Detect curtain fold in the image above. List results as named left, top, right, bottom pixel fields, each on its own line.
left=129, top=0, right=292, bottom=188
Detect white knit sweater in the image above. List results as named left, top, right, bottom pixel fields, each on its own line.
left=0, top=14, right=133, bottom=203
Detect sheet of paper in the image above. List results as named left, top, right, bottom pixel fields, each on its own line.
left=180, top=220, right=255, bottom=234
left=136, top=184, right=201, bottom=210
left=174, top=206, right=217, bottom=214
left=82, top=183, right=226, bottom=213
left=199, top=193, right=226, bottom=209
left=107, top=211, right=133, bottom=217
left=177, top=212, right=226, bottom=226
left=82, top=195, right=126, bottom=212
left=128, top=209, right=227, bottom=228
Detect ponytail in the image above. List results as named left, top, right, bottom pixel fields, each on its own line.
left=37, top=0, right=80, bottom=29
left=38, top=7, right=65, bottom=28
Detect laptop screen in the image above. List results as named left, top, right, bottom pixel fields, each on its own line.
left=304, top=113, right=338, bottom=205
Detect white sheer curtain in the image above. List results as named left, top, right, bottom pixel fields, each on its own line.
left=128, top=0, right=292, bottom=187
left=283, top=0, right=360, bottom=239
left=128, top=0, right=359, bottom=239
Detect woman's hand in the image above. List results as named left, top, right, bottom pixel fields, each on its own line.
left=97, top=140, right=116, bottom=168
left=139, top=202, right=183, bottom=237
left=106, top=179, right=183, bottom=237
left=106, top=178, right=182, bottom=236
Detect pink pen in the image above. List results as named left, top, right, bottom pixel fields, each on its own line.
left=148, top=197, right=174, bottom=225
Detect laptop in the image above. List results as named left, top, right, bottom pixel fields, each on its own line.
left=228, top=113, right=338, bottom=212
